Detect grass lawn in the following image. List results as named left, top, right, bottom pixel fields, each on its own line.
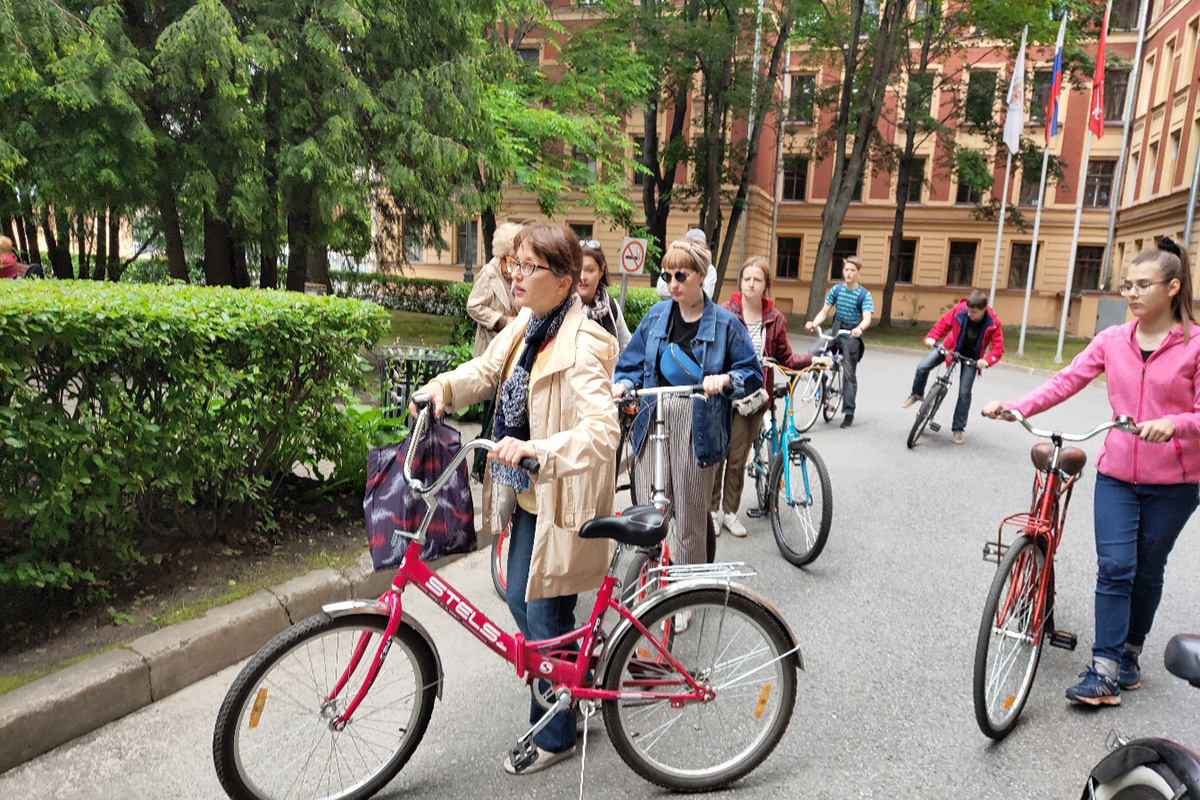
left=865, top=323, right=1091, bottom=373
left=378, top=310, right=456, bottom=347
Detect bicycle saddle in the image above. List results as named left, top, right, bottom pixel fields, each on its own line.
left=1165, top=633, right=1200, bottom=688
left=1030, top=443, right=1087, bottom=476
left=579, top=504, right=669, bottom=547
left=773, top=383, right=789, bottom=399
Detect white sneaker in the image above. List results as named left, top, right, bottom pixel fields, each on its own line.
left=723, top=514, right=747, bottom=538
left=710, top=511, right=723, bottom=537
left=673, top=609, right=693, bottom=633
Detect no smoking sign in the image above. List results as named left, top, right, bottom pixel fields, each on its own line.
left=619, top=237, right=648, bottom=276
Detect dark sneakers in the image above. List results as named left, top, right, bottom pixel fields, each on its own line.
left=1119, top=649, right=1142, bottom=691
left=1066, top=666, right=1121, bottom=706
left=840, top=415, right=854, bottom=428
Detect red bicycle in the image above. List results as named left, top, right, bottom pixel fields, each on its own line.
left=972, top=409, right=1139, bottom=740
left=213, top=397, right=801, bottom=799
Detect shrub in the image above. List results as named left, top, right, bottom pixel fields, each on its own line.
left=0, top=281, right=388, bottom=591
left=613, top=286, right=660, bottom=331
left=332, top=271, right=474, bottom=345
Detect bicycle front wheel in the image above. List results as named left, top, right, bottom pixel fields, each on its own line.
left=751, top=434, right=773, bottom=513
left=213, top=613, right=438, bottom=800
left=821, top=370, right=843, bottom=422
left=906, top=386, right=944, bottom=449
left=793, top=371, right=823, bottom=433
left=602, top=589, right=797, bottom=792
left=972, top=535, right=1047, bottom=740
left=768, top=443, right=833, bottom=567
left=490, top=525, right=510, bottom=600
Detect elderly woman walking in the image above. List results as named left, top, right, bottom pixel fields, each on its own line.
left=467, top=222, right=523, bottom=357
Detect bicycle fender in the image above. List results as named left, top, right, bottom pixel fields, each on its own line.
left=322, top=599, right=445, bottom=700
left=1087, top=738, right=1200, bottom=797
left=598, top=580, right=803, bottom=686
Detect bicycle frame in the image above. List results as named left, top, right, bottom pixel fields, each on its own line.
left=754, top=361, right=819, bottom=496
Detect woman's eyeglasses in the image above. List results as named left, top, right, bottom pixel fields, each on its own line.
left=501, top=256, right=553, bottom=278
left=579, top=239, right=601, bottom=250
left=1118, top=280, right=1169, bottom=296
left=664, top=270, right=694, bottom=284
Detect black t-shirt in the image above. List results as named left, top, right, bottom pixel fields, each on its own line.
left=656, top=303, right=702, bottom=384
left=959, top=316, right=985, bottom=358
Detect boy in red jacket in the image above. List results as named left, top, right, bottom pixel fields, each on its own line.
left=901, top=290, right=1004, bottom=444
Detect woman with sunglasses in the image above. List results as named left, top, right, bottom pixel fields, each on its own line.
left=983, top=239, right=1200, bottom=708
left=613, top=238, right=762, bottom=566
left=414, top=222, right=619, bottom=774
left=578, top=240, right=631, bottom=351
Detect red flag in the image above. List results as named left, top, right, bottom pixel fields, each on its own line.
left=1088, top=2, right=1111, bottom=138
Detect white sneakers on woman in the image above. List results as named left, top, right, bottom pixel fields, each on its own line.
left=723, top=515, right=748, bottom=537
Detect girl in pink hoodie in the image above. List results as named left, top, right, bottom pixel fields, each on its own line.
left=983, top=239, right=1199, bottom=708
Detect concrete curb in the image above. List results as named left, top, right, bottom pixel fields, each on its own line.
left=0, top=550, right=472, bottom=774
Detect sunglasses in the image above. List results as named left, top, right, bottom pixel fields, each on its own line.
left=664, top=270, right=695, bottom=284
left=579, top=239, right=601, bottom=250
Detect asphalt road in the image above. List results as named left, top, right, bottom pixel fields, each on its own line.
left=4, top=339, right=1200, bottom=799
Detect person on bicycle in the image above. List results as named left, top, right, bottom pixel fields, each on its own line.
left=902, top=290, right=1004, bottom=445
left=415, top=221, right=620, bottom=773
left=613, top=237, right=762, bottom=565
left=982, top=239, right=1200, bottom=707
left=711, top=255, right=830, bottom=537
left=804, top=255, right=873, bottom=428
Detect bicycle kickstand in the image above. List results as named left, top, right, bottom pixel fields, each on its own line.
left=509, top=687, right=574, bottom=773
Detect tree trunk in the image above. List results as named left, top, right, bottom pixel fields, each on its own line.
left=94, top=209, right=108, bottom=280
left=285, top=182, right=313, bottom=292
left=20, top=216, right=38, bottom=263
left=260, top=71, right=282, bottom=289
left=231, top=234, right=250, bottom=288
left=805, top=0, right=908, bottom=320
left=76, top=214, right=92, bottom=280
left=44, top=209, right=72, bottom=278
left=203, top=204, right=235, bottom=286
left=107, top=209, right=121, bottom=280
left=480, top=209, right=496, bottom=263
left=156, top=179, right=189, bottom=282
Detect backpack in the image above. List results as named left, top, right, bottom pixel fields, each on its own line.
left=830, top=284, right=867, bottom=318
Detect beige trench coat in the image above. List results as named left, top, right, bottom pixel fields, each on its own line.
left=466, top=258, right=518, bottom=358
left=435, top=300, right=620, bottom=601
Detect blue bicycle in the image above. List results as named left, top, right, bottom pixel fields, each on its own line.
left=747, top=359, right=833, bottom=566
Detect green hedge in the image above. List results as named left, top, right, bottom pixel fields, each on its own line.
left=0, top=281, right=388, bottom=591
left=330, top=269, right=661, bottom=334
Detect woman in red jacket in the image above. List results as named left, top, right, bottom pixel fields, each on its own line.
left=902, top=290, right=1004, bottom=445
left=710, top=256, right=829, bottom=537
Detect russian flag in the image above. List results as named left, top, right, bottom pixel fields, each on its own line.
left=1044, top=15, right=1068, bottom=145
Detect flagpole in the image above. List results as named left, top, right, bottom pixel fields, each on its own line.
left=1055, top=130, right=1094, bottom=362
left=1018, top=145, right=1052, bottom=358
left=988, top=153, right=1013, bottom=308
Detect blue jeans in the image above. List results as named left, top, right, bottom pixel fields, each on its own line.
left=1091, top=474, right=1199, bottom=663
left=505, top=506, right=578, bottom=753
left=910, top=350, right=977, bottom=432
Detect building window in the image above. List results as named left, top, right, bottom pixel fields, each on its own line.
left=1112, top=0, right=1138, bottom=29
left=570, top=223, right=594, bottom=240
left=788, top=75, right=816, bottom=124
left=956, top=179, right=983, bottom=204
left=1009, top=241, right=1039, bottom=289
left=965, top=71, right=997, bottom=126
left=897, top=238, right=917, bottom=283
left=777, top=236, right=802, bottom=279
left=905, top=73, right=935, bottom=123
left=1105, top=70, right=1129, bottom=120
left=946, top=241, right=977, bottom=286
left=1072, top=245, right=1104, bottom=293
left=403, top=228, right=423, bottom=263
left=849, top=172, right=863, bottom=202
left=1019, top=160, right=1041, bottom=206
left=1084, top=160, right=1116, bottom=206
left=516, top=47, right=539, bottom=70
left=1029, top=71, right=1053, bottom=125
left=782, top=155, right=809, bottom=201
left=831, top=237, right=858, bottom=280
left=572, top=146, right=596, bottom=184
left=1127, top=152, right=1140, bottom=203
left=906, top=158, right=925, bottom=203
left=632, top=136, right=645, bottom=187
left=1148, top=142, right=1159, bottom=196
left=457, top=221, right=478, bottom=267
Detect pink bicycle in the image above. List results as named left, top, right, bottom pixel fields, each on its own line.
left=212, top=397, right=801, bottom=799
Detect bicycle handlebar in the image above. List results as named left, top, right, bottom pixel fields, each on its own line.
left=995, top=408, right=1141, bottom=441
left=623, top=384, right=707, bottom=399
left=407, top=394, right=539, bottom=495
left=934, top=345, right=977, bottom=368
left=810, top=325, right=852, bottom=341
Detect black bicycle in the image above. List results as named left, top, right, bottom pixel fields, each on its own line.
left=906, top=346, right=977, bottom=449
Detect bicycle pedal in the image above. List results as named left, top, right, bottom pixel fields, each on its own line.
left=982, top=541, right=1007, bottom=563
left=509, top=740, right=538, bottom=772
left=1048, top=630, right=1078, bottom=650
left=746, top=507, right=765, bottom=519
left=928, top=422, right=941, bottom=433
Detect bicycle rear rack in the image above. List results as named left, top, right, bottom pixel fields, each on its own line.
left=649, top=562, right=758, bottom=584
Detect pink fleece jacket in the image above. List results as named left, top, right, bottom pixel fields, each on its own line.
left=1010, top=320, right=1200, bottom=485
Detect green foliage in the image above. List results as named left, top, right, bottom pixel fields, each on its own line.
left=0, top=281, right=387, bottom=592
left=611, top=286, right=660, bottom=332
left=332, top=270, right=474, bottom=345
left=322, top=403, right=410, bottom=493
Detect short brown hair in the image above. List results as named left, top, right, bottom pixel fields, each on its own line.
left=738, top=256, right=772, bottom=295
left=843, top=255, right=862, bottom=271
left=0, top=236, right=12, bottom=254
left=580, top=241, right=609, bottom=288
left=661, top=238, right=710, bottom=276
left=966, top=290, right=987, bottom=309
left=513, top=222, right=583, bottom=290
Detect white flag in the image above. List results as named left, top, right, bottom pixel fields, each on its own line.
left=1003, top=27, right=1028, bottom=154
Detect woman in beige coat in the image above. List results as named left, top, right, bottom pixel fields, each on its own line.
left=467, top=222, right=522, bottom=357
left=416, top=222, right=619, bottom=774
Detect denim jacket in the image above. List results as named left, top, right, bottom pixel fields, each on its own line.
left=614, top=298, right=763, bottom=467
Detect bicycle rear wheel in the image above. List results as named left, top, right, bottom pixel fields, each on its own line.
left=972, top=535, right=1047, bottom=740
left=821, top=370, right=843, bottom=422
left=750, top=433, right=773, bottom=513
left=768, top=442, right=833, bottom=566
left=906, top=385, right=945, bottom=449
left=793, top=371, right=823, bottom=433
left=213, top=613, right=438, bottom=800
left=602, top=588, right=797, bottom=792
left=1086, top=761, right=1191, bottom=799
left=490, top=524, right=510, bottom=600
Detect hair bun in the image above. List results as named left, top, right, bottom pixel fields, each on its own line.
left=1158, top=237, right=1182, bottom=257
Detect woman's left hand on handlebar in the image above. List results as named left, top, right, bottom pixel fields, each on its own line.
left=812, top=355, right=833, bottom=368
left=702, top=374, right=732, bottom=396
left=490, top=437, right=538, bottom=467
left=980, top=400, right=1010, bottom=419
left=409, top=382, right=446, bottom=420
left=1137, top=417, right=1175, bottom=443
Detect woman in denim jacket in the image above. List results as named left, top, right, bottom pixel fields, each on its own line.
left=613, top=237, right=762, bottom=565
